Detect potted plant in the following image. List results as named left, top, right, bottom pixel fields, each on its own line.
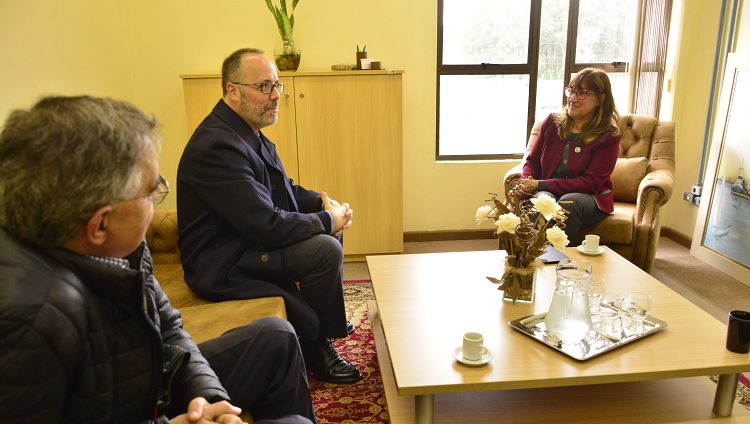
left=264, top=0, right=302, bottom=71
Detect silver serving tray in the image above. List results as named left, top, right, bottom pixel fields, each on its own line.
left=509, top=311, right=668, bottom=361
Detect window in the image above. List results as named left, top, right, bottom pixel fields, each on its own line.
left=437, top=0, right=639, bottom=160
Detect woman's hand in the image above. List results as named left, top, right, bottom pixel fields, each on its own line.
left=515, top=177, right=538, bottom=198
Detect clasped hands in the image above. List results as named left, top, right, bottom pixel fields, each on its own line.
left=322, top=192, right=353, bottom=237
left=169, top=397, right=247, bottom=424
left=515, top=177, right=539, bottom=199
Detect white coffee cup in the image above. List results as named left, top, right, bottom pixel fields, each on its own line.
left=462, top=331, right=487, bottom=361
left=582, top=234, right=600, bottom=253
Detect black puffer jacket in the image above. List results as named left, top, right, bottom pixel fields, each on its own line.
left=0, top=228, right=229, bottom=423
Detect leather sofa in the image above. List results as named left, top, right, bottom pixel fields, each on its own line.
left=504, top=114, right=676, bottom=273
left=146, top=209, right=286, bottom=344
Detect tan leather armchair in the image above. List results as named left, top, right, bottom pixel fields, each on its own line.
left=504, top=114, right=675, bottom=273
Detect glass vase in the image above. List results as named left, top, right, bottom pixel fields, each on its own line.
left=502, top=263, right=538, bottom=304
left=274, top=37, right=301, bottom=71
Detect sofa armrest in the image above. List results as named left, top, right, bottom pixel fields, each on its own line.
left=504, top=163, right=523, bottom=184
left=630, top=168, right=675, bottom=272
left=636, top=169, right=675, bottom=217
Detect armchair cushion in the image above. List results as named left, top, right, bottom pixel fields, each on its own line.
left=612, top=157, right=648, bottom=203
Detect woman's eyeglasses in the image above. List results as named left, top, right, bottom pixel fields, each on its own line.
left=564, top=87, right=598, bottom=100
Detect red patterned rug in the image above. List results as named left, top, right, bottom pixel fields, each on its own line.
left=710, top=373, right=750, bottom=411
left=308, top=280, right=389, bottom=423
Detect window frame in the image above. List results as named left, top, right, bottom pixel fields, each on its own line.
left=436, top=0, right=634, bottom=161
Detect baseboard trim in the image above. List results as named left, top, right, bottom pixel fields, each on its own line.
left=660, top=227, right=692, bottom=249
left=403, top=229, right=497, bottom=243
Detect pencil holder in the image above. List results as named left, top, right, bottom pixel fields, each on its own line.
left=356, top=51, right=367, bottom=69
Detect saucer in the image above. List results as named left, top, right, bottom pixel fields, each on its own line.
left=577, top=245, right=605, bottom=256
left=453, top=346, right=493, bottom=366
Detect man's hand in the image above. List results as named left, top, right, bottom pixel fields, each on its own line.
left=321, top=191, right=353, bottom=236
left=169, top=397, right=247, bottom=424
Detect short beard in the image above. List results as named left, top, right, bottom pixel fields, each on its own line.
left=239, top=92, right=277, bottom=131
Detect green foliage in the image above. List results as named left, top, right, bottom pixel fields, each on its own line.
left=264, top=0, right=299, bottom=40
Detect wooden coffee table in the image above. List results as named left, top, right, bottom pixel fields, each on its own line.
left=366, top=248, right=750, bottom=423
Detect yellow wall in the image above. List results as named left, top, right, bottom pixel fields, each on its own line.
left=0, top=0, right=134, bottom=117
left=1, top=0, right=747, bottom=237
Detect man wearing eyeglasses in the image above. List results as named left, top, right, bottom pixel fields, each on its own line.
left=177, top=48, right=361, bottom=385
left=0, top=96, right=315, bottom=423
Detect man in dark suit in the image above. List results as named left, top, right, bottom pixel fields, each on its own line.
left=177, top=48, right=361, bottom=384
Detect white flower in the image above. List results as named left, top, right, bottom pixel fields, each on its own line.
left=546, top=226, right=569, bottom=251
left=475, top=205, right=493, bottom=224
left=495, top=213, right=521, bottom=234
left=530, top=194, right=562, bottom=221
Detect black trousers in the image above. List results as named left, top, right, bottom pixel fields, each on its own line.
left=280, top=234, right=348, bottom=340
left=198, top=317, right=316, bottom=423
left=534, top=191, right=609, bottom=242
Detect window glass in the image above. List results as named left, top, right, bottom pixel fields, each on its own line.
left=576, top=0, right=636, bottom=63
left=439, top=75, right=529, bottom=156
left=442, top=1, right=531, bottom=65
left=608, top=72, right=630, bottom=114
left=438, top=0, right=641, bottom=159
left=535, top=0, right=570, bottom=122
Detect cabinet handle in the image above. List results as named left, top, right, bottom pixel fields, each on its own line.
left=299, top=93, right=305, bottom=99
left=284, top=93, right=290, bottom=106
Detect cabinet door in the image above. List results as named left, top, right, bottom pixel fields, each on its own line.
left=181, top=76, right=299, bottom=182
left=294, top=74, right=403, bottom=255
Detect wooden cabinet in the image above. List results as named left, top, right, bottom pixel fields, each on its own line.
left=181, top=71, right=403, bottom=257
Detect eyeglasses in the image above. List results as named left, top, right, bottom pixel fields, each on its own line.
left=113, top=175, right=170, bottom=205
left=564, top=87, right=599, bottom=100
left=232, top=81, right=285, bottom=94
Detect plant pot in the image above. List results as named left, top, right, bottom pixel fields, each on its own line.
left=274, top=37, right=301, bottom=71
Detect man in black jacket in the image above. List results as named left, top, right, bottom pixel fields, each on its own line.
left=0, top=95, right=315, bottom=423
left=177, top=48, right=360, bottom=385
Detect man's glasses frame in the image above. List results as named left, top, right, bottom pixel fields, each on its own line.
left=232, top=81, right=285, bottom=94
left=564, top=87, right=599, bottom=100
left=112, top=174, right=170, bottom=205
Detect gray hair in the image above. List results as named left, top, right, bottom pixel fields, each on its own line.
left=221, top=47, right=266, bottom=96
left=0, top=95, right=160, bottom=247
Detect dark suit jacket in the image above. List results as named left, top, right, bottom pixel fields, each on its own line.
left=176, top=99, right=331, bottom=339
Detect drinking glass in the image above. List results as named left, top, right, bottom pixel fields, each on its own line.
left=598, top=293, right=621, bottom=334
left=625, top=292, right=652, bottom=333
left=588, top=276, right=605, bottom=315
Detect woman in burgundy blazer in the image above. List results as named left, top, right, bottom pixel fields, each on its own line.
left=516, top=68, right=622, bottom=242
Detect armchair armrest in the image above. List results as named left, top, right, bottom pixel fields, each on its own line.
left=504, top=163, right=523, bottom=183
left=636, top=168, right=675, bottom=218
left=631, top=168, right=675, bottom=272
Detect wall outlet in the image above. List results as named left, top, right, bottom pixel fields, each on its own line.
left=691, top=185, right=703, bottom=196
left=693, top=195, right=701, bottom=206
left=683, top=192, right=695, bottom=203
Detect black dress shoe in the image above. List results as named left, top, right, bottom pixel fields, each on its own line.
left=301, top=339, right=362, bottom=384
left=346, top=321, right=355, bottom=335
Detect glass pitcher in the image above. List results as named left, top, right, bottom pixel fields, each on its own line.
left=544, top=259, right=593, bottom=342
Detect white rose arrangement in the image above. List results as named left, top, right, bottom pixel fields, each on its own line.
left=476, top=181, right=570, bottom=303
